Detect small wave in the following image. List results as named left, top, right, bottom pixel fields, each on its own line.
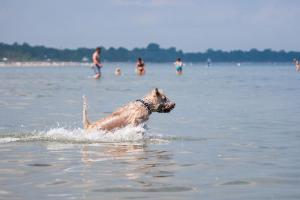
left=92, top=186, right=194, bottom=193
left=147, top=134, right=207, bottom=143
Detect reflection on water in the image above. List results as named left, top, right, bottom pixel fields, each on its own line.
left=80, top=143, right=182, bottom=190
left=0, top=141, right=194, bottom=199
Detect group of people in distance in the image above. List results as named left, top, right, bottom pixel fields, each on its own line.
left=92, top=47, right=300, bottom=79
left=91, top=47, right=184, bottom=79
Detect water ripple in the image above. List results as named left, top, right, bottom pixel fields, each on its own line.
left=92, top=186, right=194, bottom=193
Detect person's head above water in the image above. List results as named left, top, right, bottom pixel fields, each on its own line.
left=176, top=58, right=181, bottom=62
left=138, top=57, right=142, bottom=62
left=96, top=47, right=101, bottom=53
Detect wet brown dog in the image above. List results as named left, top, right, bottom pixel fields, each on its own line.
left=83, top=88, right=175, bottom=132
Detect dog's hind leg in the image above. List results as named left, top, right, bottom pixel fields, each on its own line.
left=82, top=96, right=90, bottom=129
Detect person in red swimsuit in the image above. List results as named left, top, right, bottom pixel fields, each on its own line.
left=136, top=57, right=145, bottom=76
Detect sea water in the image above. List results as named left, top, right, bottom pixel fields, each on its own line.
left=0, top=63, right=300, bottom=199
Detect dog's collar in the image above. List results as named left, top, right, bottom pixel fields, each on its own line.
left=136, top=99, right=152, bottom=114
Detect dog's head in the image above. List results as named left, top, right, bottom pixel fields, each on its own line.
left=145, top=88, right=175, bottom=113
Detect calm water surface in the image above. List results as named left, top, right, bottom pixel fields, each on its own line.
left=0, top=63, right=300, bottom=200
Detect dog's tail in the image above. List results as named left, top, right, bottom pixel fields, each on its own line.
left=82, top=95, right=90, bottom=129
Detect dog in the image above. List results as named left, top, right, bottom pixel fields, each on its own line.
left=83, top=88, right=175, bottom=132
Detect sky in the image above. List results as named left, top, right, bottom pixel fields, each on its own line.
left=1, top=0, right=299, bottom=52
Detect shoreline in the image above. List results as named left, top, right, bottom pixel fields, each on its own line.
left=0, top=61, right=91, bottom=67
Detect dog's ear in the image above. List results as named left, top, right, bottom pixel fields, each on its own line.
left=152, top=88, right=160, bottom=96
left=155, top=88, right=160, bottom=96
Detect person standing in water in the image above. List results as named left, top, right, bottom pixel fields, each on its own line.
left=207, top=58, right=211, bottom=67
left=293, top=58, right=300, bottom=72
left=92, top=47, right=103, bottom=78
left=136, top=57, right=145, bottom=75
left=174, top=58, right=183, bottom=75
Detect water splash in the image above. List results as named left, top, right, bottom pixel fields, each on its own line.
left=0, top=125, right=146, bottom=144
left=0, top=124, right=204, bottom=144
left=43, top=125, right=146, bottom=143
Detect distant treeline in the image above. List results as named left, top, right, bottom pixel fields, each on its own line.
left=0, top=42, right=299, bottom=62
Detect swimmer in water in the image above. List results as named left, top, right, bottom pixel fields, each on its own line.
left=293, top=58, right=300, bottom=72
left=136, top=58, right=145, bottom=76
left=174, top=58, right=183, bottom=75
left=92, top=47, right=103, bottom=78
left=115, top=67, right=121, bottom=76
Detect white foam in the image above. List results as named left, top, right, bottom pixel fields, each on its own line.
left=0, top=124, right=179, bottom=144
left=0, top=137, right=20, bottom=143
left=40, top=125, right=146, bottom=143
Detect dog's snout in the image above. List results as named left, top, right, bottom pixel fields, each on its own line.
left=162, top=102, right=175, bottom=113
left=169, top=101, right=175, bottom=107
left=170, top=102, right=175, bottom=110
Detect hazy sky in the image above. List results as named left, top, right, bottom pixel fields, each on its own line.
left=1, top=0, right=299, bottom=52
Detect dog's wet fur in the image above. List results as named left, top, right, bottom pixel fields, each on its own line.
left=83, top=88, right=175, bottom=132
